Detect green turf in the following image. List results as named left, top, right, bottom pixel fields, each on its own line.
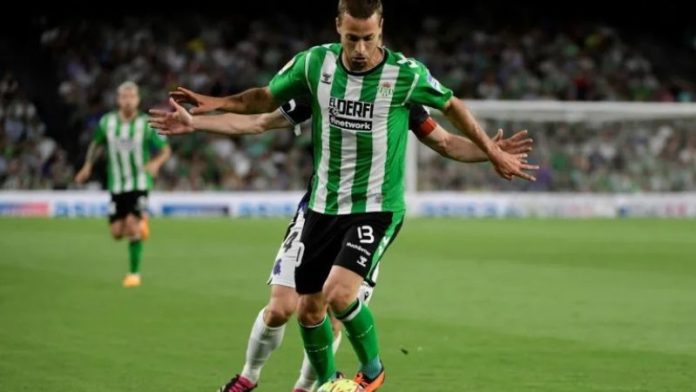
left=1, top=218, right=695, bottom=391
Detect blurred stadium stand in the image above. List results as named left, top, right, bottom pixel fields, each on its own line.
left=0, top=4, right=694, bottom=192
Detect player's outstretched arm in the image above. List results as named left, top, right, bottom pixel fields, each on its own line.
left=74, top=141, right=103, bottom=184
left=149, top=98, right=292, bottom=136
left=421, top=126, right=536, bottom=170
left=170, top=86, right=280, bottom=115
left=441, top=97, right=536, bottom=181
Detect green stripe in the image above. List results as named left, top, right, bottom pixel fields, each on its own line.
left=350, top=69, right=382, bottom=213
left=324, top=68, right=348, bottom=214
left=367, top=211, right=404, bottom=279
left=104, top=114, right=114, bottom=192
left=392, top=59, right=416, bottom=106
left=308, top=49, right=329, bottom=210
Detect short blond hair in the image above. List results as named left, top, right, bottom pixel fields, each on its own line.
left=117, top=81, right=139, bottom=94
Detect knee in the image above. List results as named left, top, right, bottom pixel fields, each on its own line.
left=297, top=296, right=327, bottom=326
left=323, top=282, right=355, bottom=313
left=124, top=216, right=140, bottom=237
left=264, top=302, right=294, bottom=327
left=110, top=226, right=124, bottom=240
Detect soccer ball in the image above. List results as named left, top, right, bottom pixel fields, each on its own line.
left=317, top=378, right=365, bottom=392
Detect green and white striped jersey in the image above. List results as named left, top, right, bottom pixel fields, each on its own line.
left=270, top=43, right=453, bottom=215
left=92, top=111, right=168, bottom=194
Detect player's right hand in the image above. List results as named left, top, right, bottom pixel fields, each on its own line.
left=74, top=165, right=91, bottom=184
left=169, top=87, right=222, bottom=114
left=149, top=98, right=195, bottom=135
left=489, top=147, right=538, bottom=182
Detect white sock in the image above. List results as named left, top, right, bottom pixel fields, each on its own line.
left=240, top=308, right=286, bottom=384
left=294, top=332, right=342, bottom=391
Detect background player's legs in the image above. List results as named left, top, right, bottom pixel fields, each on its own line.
left=109, top=220, right=125, bottom=240
left=325, top=266, right=383, bottom=379
left=239, top=284, right=297, bottom=385
left=124, top=214, right=143, bottom=276
left=116, top=213, right=143, bottom=288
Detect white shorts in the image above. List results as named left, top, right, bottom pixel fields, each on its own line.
left=268, top=206, right=378, bottom=303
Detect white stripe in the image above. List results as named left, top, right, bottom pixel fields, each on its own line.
left=134, top=117, right=147, bottom=191
left=366, top=64, right=400, bottom=212
left=105, top=114, right=122, bottom=194
left=336, top=75, right=363, bottom=214
left=312, top=51, right=337, bottom=213
left=119, top=121, right=134, bottom=192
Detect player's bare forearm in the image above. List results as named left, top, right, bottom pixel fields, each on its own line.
left=442, top=97, right=498, bottom=156
left=221, top=87, right=280, bottom=114
left=148, top=145, right=171, bottom=167
left=82, top=141, right=103, bottom=167
left=193, top=110, right=291, bottom=135
left=445, top=134, right=488, bottom=162
left=422, top=126, right=487, bottom=163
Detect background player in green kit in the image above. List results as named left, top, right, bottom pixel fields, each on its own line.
left=75, top=81, right=171, bottom=288
left=168, top=0, right=537, bottom=389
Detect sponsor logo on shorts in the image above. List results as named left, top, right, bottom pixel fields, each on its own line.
left=346, top=242, right=372, bottom=257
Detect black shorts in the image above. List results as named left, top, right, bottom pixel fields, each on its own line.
left=294, top=209, right=404, bottom=295
left=108, top=191, right=148, bottom=223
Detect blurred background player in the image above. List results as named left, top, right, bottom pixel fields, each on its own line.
left=149, top=95, right=534, bottom=391
left=75, top=81, right=171, bottom=287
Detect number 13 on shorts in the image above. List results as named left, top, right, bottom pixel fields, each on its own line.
left=357, top=225, right=374, bottom=244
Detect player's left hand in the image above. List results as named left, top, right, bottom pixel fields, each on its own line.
left=493, top=129, right=533, bottom=155
left=149, top=98, right=195, bottom=135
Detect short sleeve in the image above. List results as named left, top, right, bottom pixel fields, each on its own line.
left=406, top=59, right=454, bottom=111
left=269, top=51, right=311, bottom=104
left=92, top=116, right=107, bottom=145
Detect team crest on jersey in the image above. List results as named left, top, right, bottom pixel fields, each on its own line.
left=378, top=81, right=394, bottom=98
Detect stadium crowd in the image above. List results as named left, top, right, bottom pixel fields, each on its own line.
left=3, top=17, right=694, bottom=192
left=1, top=72, right=74, bottom=190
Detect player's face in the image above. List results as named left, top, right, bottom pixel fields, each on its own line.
left=118, top=87, right=140, bottom=114
left=336, top=12, right=383, bottom=71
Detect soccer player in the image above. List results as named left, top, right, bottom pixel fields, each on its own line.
left=75, top=81, right=171, bottom=288
left=163, top=0, right=537, bottom=389
left=149, top=99, right=534, bottom=391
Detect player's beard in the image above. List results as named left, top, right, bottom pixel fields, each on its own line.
left=350, top=57, right=368, bottom=70
left=350, top=48, right=382, bottom=71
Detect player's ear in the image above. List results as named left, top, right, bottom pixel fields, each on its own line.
left=336, top=16, right=341, bottom=33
